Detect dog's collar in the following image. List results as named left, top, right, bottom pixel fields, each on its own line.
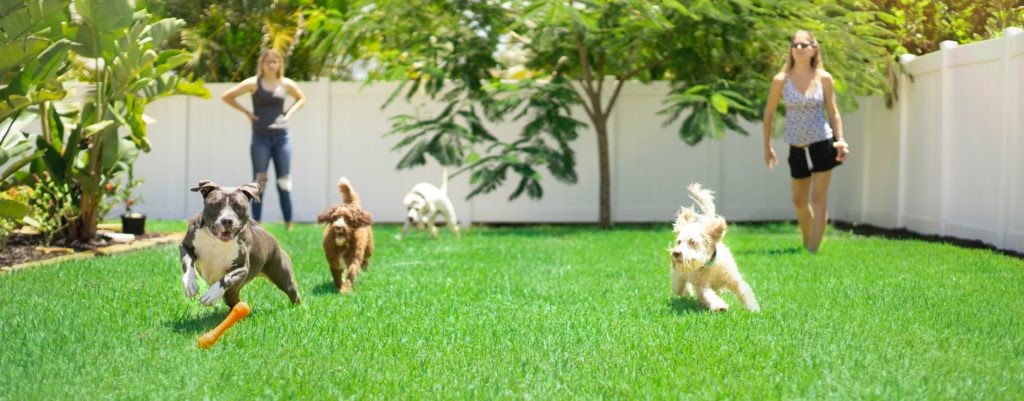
left=704, top=248, right=718, bottom=267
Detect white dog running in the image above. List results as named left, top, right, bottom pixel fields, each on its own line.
left=397, top=169, right=461, bottom=239
left=668, top=183, right=759, bottom=312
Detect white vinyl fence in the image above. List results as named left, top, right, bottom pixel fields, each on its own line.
left=125, top=28, right=1022, bottom=252
left=831, top=27, right=1024, bottom=252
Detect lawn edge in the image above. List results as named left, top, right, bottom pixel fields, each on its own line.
left=0, top=232, right=184, bottom=275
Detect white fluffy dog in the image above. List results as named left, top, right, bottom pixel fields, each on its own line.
left=397, top=169, right=460, bottom=239
left=668, top=183, right=759, bottom=312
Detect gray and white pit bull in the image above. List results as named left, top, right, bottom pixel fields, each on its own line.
left=179, top=180, right=301, bottom=307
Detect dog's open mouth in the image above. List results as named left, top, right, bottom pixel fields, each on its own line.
left=215, top=229, right=234, bottom=242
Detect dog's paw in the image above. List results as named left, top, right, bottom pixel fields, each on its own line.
left=182, top=271, right=199, bottom=298
left=199, top=284, right=226, bottom=306
left=339, top=281, right=353, bottom=295
left=709, top=303, right=730, bottom=312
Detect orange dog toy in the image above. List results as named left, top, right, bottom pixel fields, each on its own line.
left=198, top=302, right=251, bottom=349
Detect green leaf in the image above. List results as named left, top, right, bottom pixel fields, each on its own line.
left=73, top=0, right=134, bottom=35
left=74, top=171, right=100, bottom=194
left=83, top=120, right=114, bottom=138
left=0, top=37, right=50, bottom=76
left=1, top=149, right=43, bottom=182
left=0, top=197, right=30, bottom=220
left=35, top=135, right=65, bottom=182
left=173, top=79, right=211, bottom=99
left=709, top=93, right=728, bottom=114
left=0, top=140, right=34, bottom=166
left=145, top=18, right=185, bottom=47
left=21, top=215, right=42, bottom=228
left=100, top=132, right=139, bottom=175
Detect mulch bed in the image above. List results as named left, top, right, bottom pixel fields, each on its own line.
left=0, top=232, right=175, bottom=269
left=832, top=220, right=1024, bottom=260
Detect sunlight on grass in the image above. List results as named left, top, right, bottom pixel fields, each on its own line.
left=1, top=223, right=1022, bottom=399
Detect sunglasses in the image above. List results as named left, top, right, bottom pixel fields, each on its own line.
left=791, top=42, right=818, bottom=49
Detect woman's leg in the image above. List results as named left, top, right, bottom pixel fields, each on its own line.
left=790, top=177, right=813, bottom=250
left=250, top=137, right=272, bottom=222
left=270, top=134, right=293, bottom=228
left=807, top=170, right=833, bottom=253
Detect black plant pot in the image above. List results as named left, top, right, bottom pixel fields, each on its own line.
left=121, top=212, right=146, bottom=235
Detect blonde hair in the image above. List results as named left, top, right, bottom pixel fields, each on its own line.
left=256, top=48, right=285, bottom=80
left=779, top=30, right=825, bottom=78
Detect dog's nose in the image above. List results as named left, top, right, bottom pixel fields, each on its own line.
left=219, top=218, right=233, bottom=227
left=672, top=251, right=681, bottom=258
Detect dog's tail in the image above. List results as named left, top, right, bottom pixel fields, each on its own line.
left=338, top=177, right=361, bottom=207
left=687, top=183, right=716, bottom=216
left=440, top=167, right=449, bottom=195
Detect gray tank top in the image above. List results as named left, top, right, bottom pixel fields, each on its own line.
left=252, top=78, right=288, bottom=135
left=782, top=77, right=833, bottom=145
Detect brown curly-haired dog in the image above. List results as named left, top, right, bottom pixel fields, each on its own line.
left=316, top=177, right=374, bottom=294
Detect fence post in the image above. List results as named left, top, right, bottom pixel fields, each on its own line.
left=183, top=95, right=192, bottom=218
left=897, top=54, right=916, bottom=229
left=322, top=77, right=333, bottom=208
left=1000, top=28, right=1023, bottom=249
left=939, top=40, right=958, bottom=236
left=858, top=92, right=873, bottom=223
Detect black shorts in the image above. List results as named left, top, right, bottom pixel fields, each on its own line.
left=788, top=138, right=842, bottom=179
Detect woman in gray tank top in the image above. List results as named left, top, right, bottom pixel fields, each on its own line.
left=222, top=49, right=307, bottom=230
left=762, top=30, right=851, bottom=254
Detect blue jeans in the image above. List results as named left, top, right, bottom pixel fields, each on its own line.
left=250, top=132, right=293, bottom=222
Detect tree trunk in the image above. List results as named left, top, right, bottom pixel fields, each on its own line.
left=595, top=114, right=612, bottom=228
left=75, top=192, right=100, bottom=242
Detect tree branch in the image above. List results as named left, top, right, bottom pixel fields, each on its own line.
left=604, top=78, right=626, bottom=117
left=574, top=32, right=603, bottom=120
left=574, top=31, right=595, bottom=95
left=575, top=85, right=596, bottom=122
left=622, top=59, right=665, bottom=81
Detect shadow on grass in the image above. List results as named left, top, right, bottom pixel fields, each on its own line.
left=666, top=297, right=706, bottom=315
left=734, top=246, right=803, bottom=256
left=311, top=281, right=340, bottom=296
left=165, top=310, right=225, bottom=334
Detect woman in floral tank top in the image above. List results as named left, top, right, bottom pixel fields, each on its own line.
left=762, top=30, right=851, bottom=254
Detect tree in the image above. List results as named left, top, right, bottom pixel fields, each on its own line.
left=873, top=0, right=1024, bottom=55
left=146, top=0, right=359, bottom=82
left=345, top=0, right=896, bottom=228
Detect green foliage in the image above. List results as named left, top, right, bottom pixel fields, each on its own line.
left=873, top=0, right=1024, bottom=55
left=45, top=1, right=210, bottom=241
left=3, top=176, right=76, bottom=241
left=0, top=0, right=71, bottom=123
left=2, top=0, right=208, bottom=242
left=151, top=0, right=354, bottom=81
left=0, top=196, right=29, bottom=221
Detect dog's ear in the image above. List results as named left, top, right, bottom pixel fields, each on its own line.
left=190, top=180, right=220, bottom=198
left=239, top=182, right=262, bottom=203
left=346, top=208, right=374, bottom=228
left=402, top=193, right=417, bottom=209
left=705, top=216, right=727, bottom=243
left=673, top=207, right=698, bottom=231
left=316, top=206, right=339, bottom=224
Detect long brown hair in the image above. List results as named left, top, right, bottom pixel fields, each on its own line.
left=256, top=48, right=285, bottom=80
left=779, top=30, right=825, bottom=78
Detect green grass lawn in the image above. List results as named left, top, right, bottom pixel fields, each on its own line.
left=2, top=222, right=1022, bottom=400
